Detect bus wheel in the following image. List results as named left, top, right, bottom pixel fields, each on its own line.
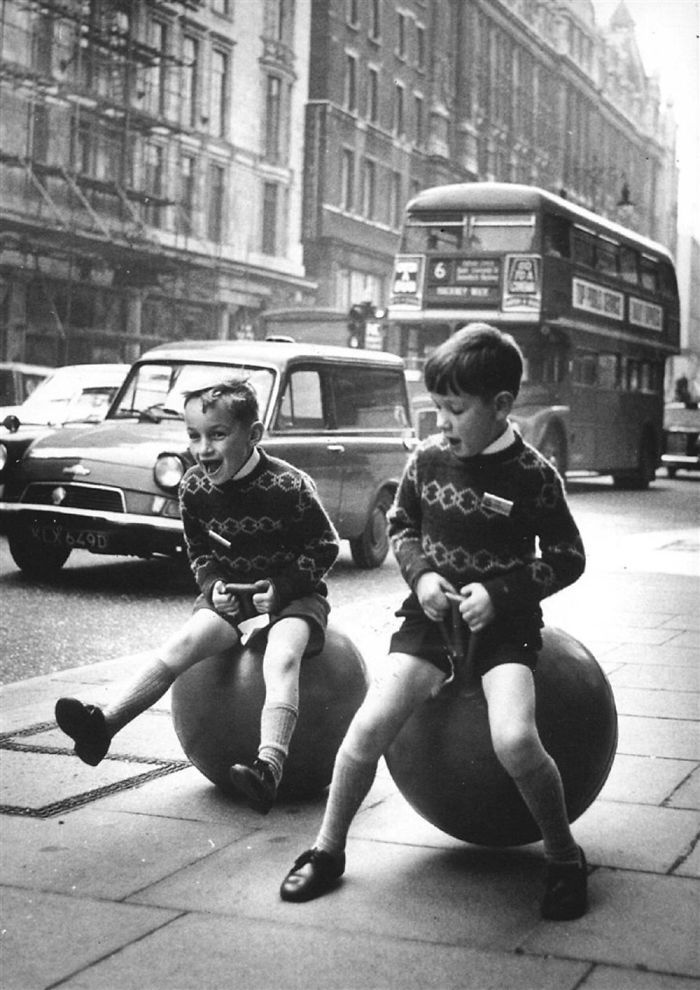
left=350, top=488, right=393, bottom=568
left=8, top=523, right=71, bottom=578
left=539, top=426, right=568, bottom=475
left=613, top=433, right=657, bottom=490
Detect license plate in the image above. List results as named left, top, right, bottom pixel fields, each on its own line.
left=30, top=521, right=111, bottom=551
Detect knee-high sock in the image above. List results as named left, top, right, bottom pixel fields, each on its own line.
left=258, top=702, right=298, bottom=785
left=511, top=752, right=580, bottom=864
left=315, top=748, right=377, bottom=855
left=103, top=659, right=176, bottom=736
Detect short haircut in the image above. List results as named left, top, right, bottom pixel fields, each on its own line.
left=183, top=378, right=259, bottom=426
left=424, top=322, right=523, bottom=400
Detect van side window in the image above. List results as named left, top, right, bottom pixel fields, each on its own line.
left=331, top=367, right=409, bottom=430
left=275, top=369, right=326, bottom=430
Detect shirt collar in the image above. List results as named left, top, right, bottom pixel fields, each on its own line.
left=481, top=422, right=516, bottom=456
left=233, top=446, right=261, bottom=480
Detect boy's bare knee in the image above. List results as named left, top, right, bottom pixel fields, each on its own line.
left=491, top=724, right=542, bottom=777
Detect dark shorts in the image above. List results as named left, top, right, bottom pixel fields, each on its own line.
left=193, top=591, right=330, bottom=657
left=388, top=594, right=541, bottom=678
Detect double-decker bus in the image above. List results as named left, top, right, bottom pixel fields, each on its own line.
left=388, top=183, right=680, bottom=488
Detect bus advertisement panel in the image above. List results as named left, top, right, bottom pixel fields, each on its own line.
left=388, top=183, right=680, bottom=488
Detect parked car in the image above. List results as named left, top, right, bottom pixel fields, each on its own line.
left=0, top=364, right=129, bottom=495
left=662, top=402, right=700, bottom=478
left=0, top=361, right=52, bottom=418
left=0, top=340, right=415, bottom=577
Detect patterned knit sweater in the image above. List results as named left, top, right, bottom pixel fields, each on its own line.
left=388, top=432, right=585, bottom=633
left=179, top=448, right=339, bottom=607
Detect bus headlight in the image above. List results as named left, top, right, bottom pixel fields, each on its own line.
left=0, top=443, right=7, bottom=472
left=154, top=453, right=186, bottom=491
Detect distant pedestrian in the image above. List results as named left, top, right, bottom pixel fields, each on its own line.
left=55, top=378, right=339, bottom=814
left=280, top=323, right=588, bottom=920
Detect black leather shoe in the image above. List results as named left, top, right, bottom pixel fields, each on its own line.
left=541, top=846, right=588, bottom=920
left=55, top=697, right=110, bottom=766
left=229, top=759, right=277, bottom=814
left=280, top=847, right=345, bottom=903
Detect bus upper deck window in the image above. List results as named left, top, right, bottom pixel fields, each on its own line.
left=640, top=256, right=658, bottom=292
left=469, top=213, right=535, bottom=252
left=596, top=239, right=619, bottom=276
left=542, top=216, right=570, bottom=257
left=573, top=229, right=595, bottom=268
left=620, top=247, right=639, bottom=284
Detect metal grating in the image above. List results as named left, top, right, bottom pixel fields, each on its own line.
left=0, top=721, right=189, bottom=818
left=22, top=483, right=126, bottom=513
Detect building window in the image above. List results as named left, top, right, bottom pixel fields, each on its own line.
left=345, top=53, right=357, bottom=112
left=265, top=75, right=282, bottom=161
left=362, top=158, right=376, bottom=219
left=341, top=148, right=355, bottom=210
left=212, top=0, right=231, bottom=15
left=391, top=170, right=402, bottom=228
left=414, top=93, right=423, bottom=145
left=262, top=181, right=279, bottom=254
left=397, top=12, right=406, bottom=58
left=394, top=82, right=404, bottom=135
left=210, top=48, right=229, bottom=138
left=148, top=21, right=168, bottom=116
left=368, top=66, right=379, bottom=124
left=347, top=0, right=359, bottom=26
left=178, top=153, right=196, bottom=234
left=370, top=0, right=381, bottom=40
left=144, top=144, right=164, bottom=227
left=31, top=104, right=50, bottom=163
left=208, top=163, right=225, bottom=241
left=416, top=24, right=425, bottom=69
left=182, top=35, right=199, bottom=129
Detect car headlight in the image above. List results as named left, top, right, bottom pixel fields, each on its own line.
left=154, top=453, right=186, bottom=491
left=0, top=443, right=7, bottom=471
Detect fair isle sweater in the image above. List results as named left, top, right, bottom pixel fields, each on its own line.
left=388, top=432, right=585, bottom=634
left=179, top=448, right=339, bottom=607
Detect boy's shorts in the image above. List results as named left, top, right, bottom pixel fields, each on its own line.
left=388, top=594, right=542, bottom=678
left=193, top=591, right=330, bottom=657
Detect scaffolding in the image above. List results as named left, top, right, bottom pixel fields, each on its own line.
left=0, top=0, right=222, bottom=364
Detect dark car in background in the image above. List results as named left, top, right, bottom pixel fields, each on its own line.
left=0, top=340, right=415, bottom=577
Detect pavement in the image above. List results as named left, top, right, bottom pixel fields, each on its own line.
left=1, top=525, right=699, bottom=990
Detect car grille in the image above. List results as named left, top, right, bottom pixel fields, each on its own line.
left=21, top=482, right=126, bottom=513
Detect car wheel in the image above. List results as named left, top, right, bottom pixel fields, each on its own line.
left=8, top=523, right=71, bottom=578
left=350, top=489, right=393, bottom=569
left=539, top=425, right=568, bottom=475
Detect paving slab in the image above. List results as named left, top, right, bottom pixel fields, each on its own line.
left=52, top=912, right=592, bottom=990
left=608, top=664, right=699, bottom=691
left=617, top=714, right=699, bottom=760
left=580, top=966, right=700, bottom=990
left=0, top=808, right=240, bottom=900
left=598, top=753, right=697, bottom=805
left=567, top=801, right=698, bottom=873
left=129, top=830, right=557, bottom=952
left=612, top=687, right=700, bottom=720
left=1, top=886, right=178, bottom=990
left=523, top=870, right=699, bottom=977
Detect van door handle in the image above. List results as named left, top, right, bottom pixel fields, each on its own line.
left=327, top=443, right=345, bottom=453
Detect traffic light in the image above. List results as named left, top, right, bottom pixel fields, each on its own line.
left=347, top=301, right=375, bottom=348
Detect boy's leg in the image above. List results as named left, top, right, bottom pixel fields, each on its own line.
left=56, top=609, right=239, bottom=766
left=482, top=663, right=587, bottom=920
left=229, top=616, right=309, bottom=812
left=280, top=651, right=445, bottom=902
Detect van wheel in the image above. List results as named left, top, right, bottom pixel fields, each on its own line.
left=539, top=425, right=568, bottom=475
left=350, top=489, right=393, bottom=568
left=613, top=432, right=657, bottom=490
left=8, top=523, right=71, bottom=578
